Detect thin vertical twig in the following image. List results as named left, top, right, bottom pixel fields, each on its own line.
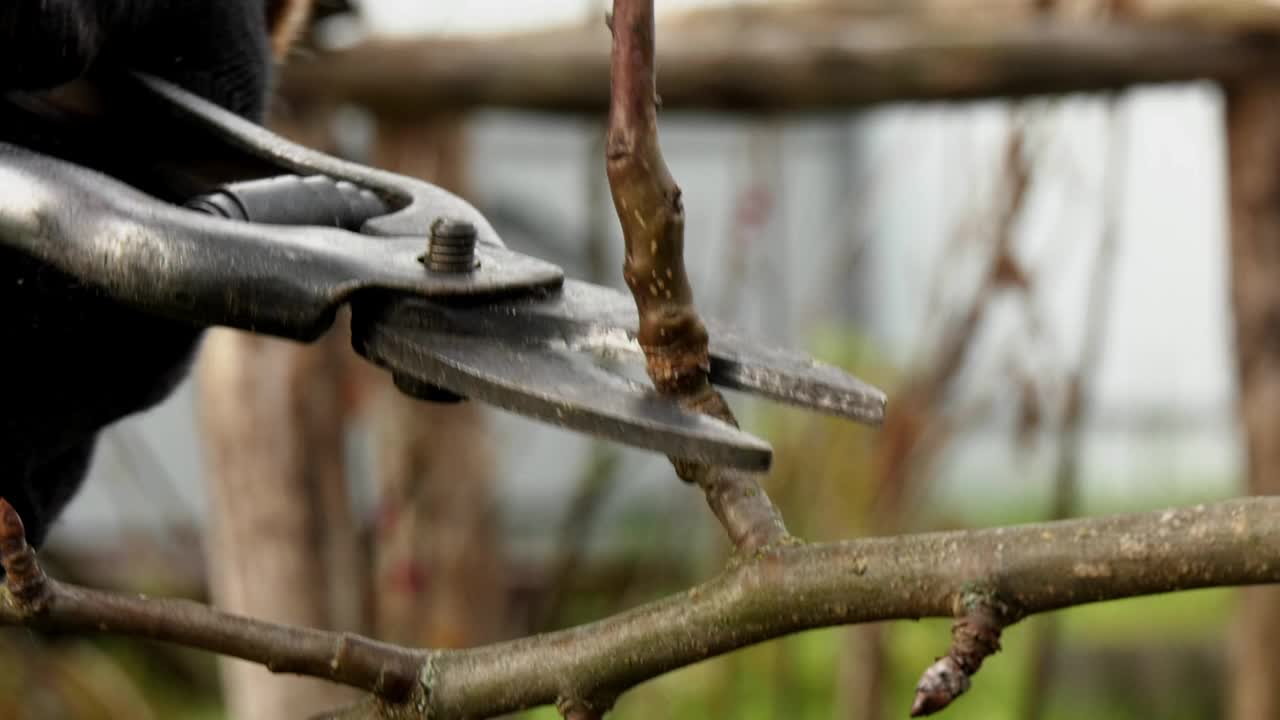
left=605, top=0, right=790, bottom=554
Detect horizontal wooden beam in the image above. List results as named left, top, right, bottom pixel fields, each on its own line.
left=277, top=11, right=1280, bottom=116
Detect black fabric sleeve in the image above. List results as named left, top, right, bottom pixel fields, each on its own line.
left=0, top=0, right=272, bottom=120
left=0, top=0, right=114, bottom=90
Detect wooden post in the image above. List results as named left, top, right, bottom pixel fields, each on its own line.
left=277, top=6, right=1280, bottom=117
left=366, top=115, right=507, bottom=648
left=1224, top=76, right=1280, bottom=720
left=195, top=110, right=367, bottom=720
left=196, top=329, right=364, bottom=719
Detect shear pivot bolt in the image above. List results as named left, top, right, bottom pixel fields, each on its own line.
left=425, top=217, right=478, bottom=273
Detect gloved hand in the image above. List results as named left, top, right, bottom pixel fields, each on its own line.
left=0, top=0, right=276, bottom=120
left=0, top=0, right=303, bottom=547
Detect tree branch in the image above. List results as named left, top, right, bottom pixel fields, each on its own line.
left=5, top=494, right=1279, bottom=717
left=0, top=500, right=425, bottom=702
left=605, top=0, right=789, bottom=555
left=421, top=496, right=1280, bottom=717
left=360, top=497, right=1280, bottom=717
left=606, top=0, right=708, bottom=396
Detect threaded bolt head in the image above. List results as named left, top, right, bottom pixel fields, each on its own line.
left=424, top=217, right=478, bottom=272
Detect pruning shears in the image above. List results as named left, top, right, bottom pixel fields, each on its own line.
left=0, top=72, right=886, bottom=472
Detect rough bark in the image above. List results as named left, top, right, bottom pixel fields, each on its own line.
left=279, top=9, right=1280, bottom=116
left=1224, top=75, right=1280, bottom=720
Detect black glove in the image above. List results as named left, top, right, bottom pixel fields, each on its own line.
left=1, top=0, right=284, bottom=548
left=0, top=1, right=277, bottom=120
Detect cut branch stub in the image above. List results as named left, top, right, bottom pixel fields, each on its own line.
left=606, top=0, right=710, bottom=394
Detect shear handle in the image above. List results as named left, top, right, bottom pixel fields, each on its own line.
left=186, top=174, right=390, bottom=231
left=0, top=72, right=565, bottom=340
left=0, top=142, right=563, bottom=340
left=0, top=70, right=504, bottom=244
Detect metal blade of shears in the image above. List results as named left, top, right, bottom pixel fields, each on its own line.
left=349, top=276, right=887, bottom=471
left=351, top=294, right=775, bottom=471
left=544, top=281, right=888, bottom=425
left=357, top=279, right=886, bottom=425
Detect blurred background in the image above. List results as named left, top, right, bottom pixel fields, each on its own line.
left=10, top=1, right=1266, bottom=719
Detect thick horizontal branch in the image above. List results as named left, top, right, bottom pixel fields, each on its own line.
left=417, top=497, right=1280, bottom=717
left=6, top=498, right=1279, bottom=718
left=279, top=16, right=1280, bottom=116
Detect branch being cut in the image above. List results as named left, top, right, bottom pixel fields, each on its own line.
left=606, top=0, right=708, bottom=396
left=605, top=0, right=789, bottom=555
left=6, top=495, right=1279, bottom=718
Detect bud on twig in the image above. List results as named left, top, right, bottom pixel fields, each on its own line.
left=910, top=601, right=1006, bottom=716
